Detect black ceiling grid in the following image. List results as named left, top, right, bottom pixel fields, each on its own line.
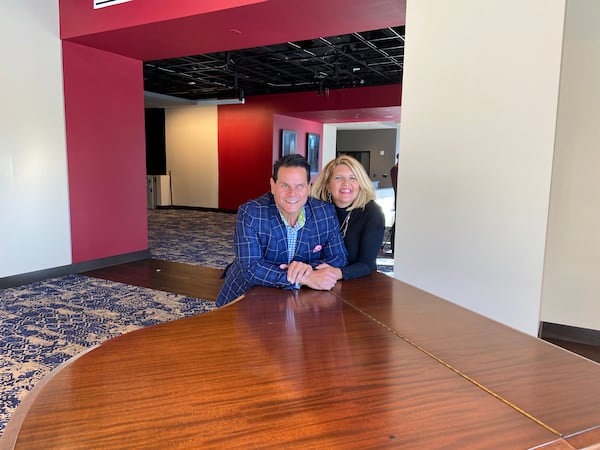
left=143, top=26, right=405, bottom=101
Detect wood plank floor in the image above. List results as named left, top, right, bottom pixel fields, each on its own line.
left=544, top=338, right=600, bottom=364
left=83, top=259, right=224, bottom=302
left=83, top=258, right=600, bottom=364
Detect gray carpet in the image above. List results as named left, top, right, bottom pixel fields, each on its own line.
left=147, top=208, right=237, bottom=267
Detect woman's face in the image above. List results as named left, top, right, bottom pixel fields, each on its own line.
left=327, top=164, right=360, bottom=208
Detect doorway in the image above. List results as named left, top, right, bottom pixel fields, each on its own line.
left=337, top=151, right=370, bottom=175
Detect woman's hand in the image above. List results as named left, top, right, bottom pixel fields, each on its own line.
left=315, top=263, right=343, bottom=281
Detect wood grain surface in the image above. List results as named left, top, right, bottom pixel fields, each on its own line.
left=3, top=273, right=600, bottom=449
left=83, top=259, right=224, bottom=301
left=334, top=273, right=600, bottom=440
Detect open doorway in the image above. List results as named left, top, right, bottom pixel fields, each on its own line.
left=336, top=151, right=370, bottom=175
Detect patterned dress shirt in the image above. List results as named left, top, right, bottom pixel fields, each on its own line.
left=216, top=193, right=347, bottom=306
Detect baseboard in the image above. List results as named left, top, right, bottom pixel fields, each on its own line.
left=0, top=250, right=150, bottom=289
left=539, top=321, right=600, bottom=347
left=154, top=205, right=237, bottom=214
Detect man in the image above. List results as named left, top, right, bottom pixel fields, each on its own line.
left=216, top=154, right=348, bottom=307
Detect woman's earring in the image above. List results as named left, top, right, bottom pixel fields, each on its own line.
left=327, top=192, right=332, bottom=202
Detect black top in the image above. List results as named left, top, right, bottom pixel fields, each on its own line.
left=335, top=200, right=385, bottom=280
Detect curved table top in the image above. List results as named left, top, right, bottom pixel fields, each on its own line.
left=3, top=272, right=600, bottom=449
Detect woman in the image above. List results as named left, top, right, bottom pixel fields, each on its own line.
left=311, top=155, right=385, bottom=280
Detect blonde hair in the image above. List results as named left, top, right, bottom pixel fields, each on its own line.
left=311, top=155, right=376, bottom=210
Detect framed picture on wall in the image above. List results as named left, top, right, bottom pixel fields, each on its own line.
left=280, top=129, right=297, bottom=157
left=306, top=132, right=320, bottom=173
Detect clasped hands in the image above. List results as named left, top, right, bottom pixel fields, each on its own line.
left=279, top=261, right=342, bottom=291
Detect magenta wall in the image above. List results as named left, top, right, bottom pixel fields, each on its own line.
left=218, top=85, right=401, bottom=210
left=272, top=115, right=323, bottom=183
left=63, top=41, right=147, bottom=263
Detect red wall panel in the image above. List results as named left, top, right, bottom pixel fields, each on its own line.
left=217, top=102, right=275, bottom=210
left=62, top=41, right=148, bottom=263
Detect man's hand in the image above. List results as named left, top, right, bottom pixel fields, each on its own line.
left=279, top=261, right=340, bottom=290
left=282, top=261, right=313, bottom=286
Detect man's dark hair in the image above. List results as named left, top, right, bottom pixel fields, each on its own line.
left=272, top=154, right=311, bottom=182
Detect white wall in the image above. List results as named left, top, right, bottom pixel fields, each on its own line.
left=396, top=0, right=565, bottom=335
left=541, top=0, right=600, bottom=330
left=0, top=0, right=71, bottom=278
left=322, top=124, right=338, bottom=166
left=165, top=106, right=219, bottom=208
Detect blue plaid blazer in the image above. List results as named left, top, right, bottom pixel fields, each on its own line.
left=216, top=193, right=347, bottom=306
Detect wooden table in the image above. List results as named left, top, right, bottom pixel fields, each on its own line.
left=3, top=272, right=600, bottom=449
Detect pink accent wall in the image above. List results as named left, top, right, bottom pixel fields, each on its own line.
left=272, top=114, right=323, bottom=176
left=218, top=85, right=400, bottom=210
left=62, top=41, right=148, bottom=263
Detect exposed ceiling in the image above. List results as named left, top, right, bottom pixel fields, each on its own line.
left=143, top=26, right=404, bottom=117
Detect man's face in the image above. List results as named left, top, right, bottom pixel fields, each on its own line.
left=270, top=166, right=309, bottom=223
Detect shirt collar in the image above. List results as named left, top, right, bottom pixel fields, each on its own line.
left=279, top=207, right=305, bottom=230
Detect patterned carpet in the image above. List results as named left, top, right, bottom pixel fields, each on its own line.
left=0, top=208, right=393, bottom=437
left=147, top=208, right=237, bottom=267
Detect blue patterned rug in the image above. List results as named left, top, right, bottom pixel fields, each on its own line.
left=0, top=208, right=393, bottom=437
